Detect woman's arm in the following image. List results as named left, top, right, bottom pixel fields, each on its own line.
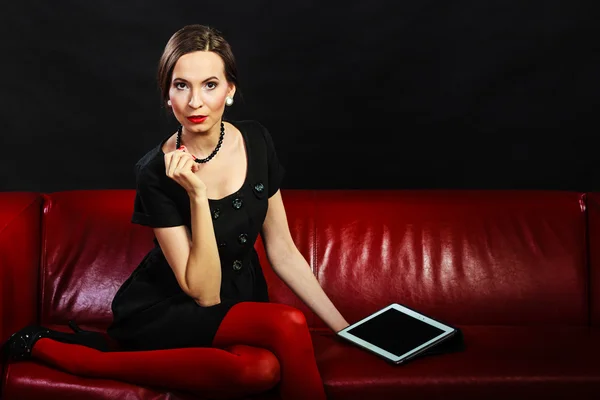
left=155, top=192, right=222, bottom=307
left=155, top=149, right=222, bottom=307
left=261, top=190, right=349, bottom=332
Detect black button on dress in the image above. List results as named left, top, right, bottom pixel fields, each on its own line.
left=107, top=120, right=285, bottom=351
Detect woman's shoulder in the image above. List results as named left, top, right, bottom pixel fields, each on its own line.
left=133, top=138, right=169, bottom=181
left=228, top=119, right=274, bottom=145
left=229, top=119, right=266, bottom=134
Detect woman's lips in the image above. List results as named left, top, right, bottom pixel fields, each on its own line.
left=187, top=116, right=208, bottom=124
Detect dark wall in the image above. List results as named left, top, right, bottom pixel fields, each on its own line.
left=1, top=1, right=598, bottom=192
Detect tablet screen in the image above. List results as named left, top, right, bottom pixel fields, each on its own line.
left=344, top=308, right=446, bottom=357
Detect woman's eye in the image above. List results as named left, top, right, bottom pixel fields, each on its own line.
left=175, top=82, right=187, bottom=90
left=206, top=82, right=217, bottom=90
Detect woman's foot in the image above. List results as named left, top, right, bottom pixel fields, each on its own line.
left=1, top=322, right=110, bottom=363
left=1, top=325, right=50, bottom=361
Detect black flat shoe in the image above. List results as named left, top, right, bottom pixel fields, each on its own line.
left=1, top=322, right=110, bottom=363
left=1, top=325, right=50, bottom=361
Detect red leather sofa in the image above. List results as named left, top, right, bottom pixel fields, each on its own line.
left=1, top=189, right=600, bottom=399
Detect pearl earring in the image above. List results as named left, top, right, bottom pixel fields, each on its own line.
left=225, top=96, right=234, bottom=106
left=167, top=100, right=172, bottom=106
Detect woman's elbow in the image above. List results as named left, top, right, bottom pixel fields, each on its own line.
left=184, top=276, right=221, bottom=307
left=194, top=296, right=221, bottom=307
left=182, top=282, right=221, bottom=306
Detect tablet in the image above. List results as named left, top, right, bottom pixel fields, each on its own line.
left=336, top=303, right=457, bottom=364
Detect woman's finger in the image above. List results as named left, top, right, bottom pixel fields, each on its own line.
left=164, top=153, right=174, bottom=177
left=179, top=157, right=196, bottom=176
left=173, top=152, right=194, bottom=174
left=170, top=152, right=184, bottom=177
left=178, top=145, right=197, bottom=161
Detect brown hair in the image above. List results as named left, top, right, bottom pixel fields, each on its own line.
left=157, top=24, right=238, bottom=105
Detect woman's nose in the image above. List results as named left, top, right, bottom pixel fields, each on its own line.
left=188, top=91, right=203, bottom=108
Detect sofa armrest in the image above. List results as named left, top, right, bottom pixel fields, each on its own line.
left=0, top=193, right=42, bottom=345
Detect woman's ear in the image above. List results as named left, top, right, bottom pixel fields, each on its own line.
left=227, top=83, right=236, bottom=99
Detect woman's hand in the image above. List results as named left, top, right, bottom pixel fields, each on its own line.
left=164, top=146, right=207, bottom=197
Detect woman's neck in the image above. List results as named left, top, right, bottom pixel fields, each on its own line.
left=181, top=120, right=224, bottom=157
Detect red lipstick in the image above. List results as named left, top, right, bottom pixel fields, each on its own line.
left=187, top=115, right=208, bottom=124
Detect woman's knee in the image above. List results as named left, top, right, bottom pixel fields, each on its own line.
left=232, top=302, right=308, bottom=328
left=276, top=305, right=308, bottom=328
left=234, top=345, right=281, bottom=391
left=248, top=352, right=280, bottom=391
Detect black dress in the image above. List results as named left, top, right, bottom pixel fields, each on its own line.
left=107, top=120, right=285, bottom=351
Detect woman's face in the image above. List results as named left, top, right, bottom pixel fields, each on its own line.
left=168, top=51, right=235, bottom=133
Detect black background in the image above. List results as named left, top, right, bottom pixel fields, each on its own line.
left=1, top=1, right=598, bottom=192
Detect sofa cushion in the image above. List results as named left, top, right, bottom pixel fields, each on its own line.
left=2, top=360, right=281, bottom=400
left=2, top=361, right=197, bottom=400
left=313, top=326, right=600, bottom=400
left=313, top=190, right=588, bottom=328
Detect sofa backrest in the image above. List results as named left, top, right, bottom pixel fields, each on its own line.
left=305, top=190, right=589, bottom=329
left=39, top=189, right=589, bottom=330
left=40, top=190, right=153, bottom=329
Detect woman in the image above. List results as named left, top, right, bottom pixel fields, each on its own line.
left=2, top=24, right=348, bottom=400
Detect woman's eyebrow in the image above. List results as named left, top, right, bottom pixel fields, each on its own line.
left=173, top=76, right=219, bottom=83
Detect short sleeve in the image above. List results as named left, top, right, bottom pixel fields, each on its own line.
left=258, top=123, right=286, bottom=198
left=131, top=165, right=185, bottom=228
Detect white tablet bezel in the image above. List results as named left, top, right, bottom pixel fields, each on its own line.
left=336, top=303, right=456, bottom=364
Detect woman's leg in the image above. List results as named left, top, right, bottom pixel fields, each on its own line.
left=23, top=302, right=324, bottom=400
left=31, top=339, right=280, bottom=399
left=212, top=302, right=327, bottom=400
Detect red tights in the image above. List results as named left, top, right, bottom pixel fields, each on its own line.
left=31, top=302, right=326, bottom=400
